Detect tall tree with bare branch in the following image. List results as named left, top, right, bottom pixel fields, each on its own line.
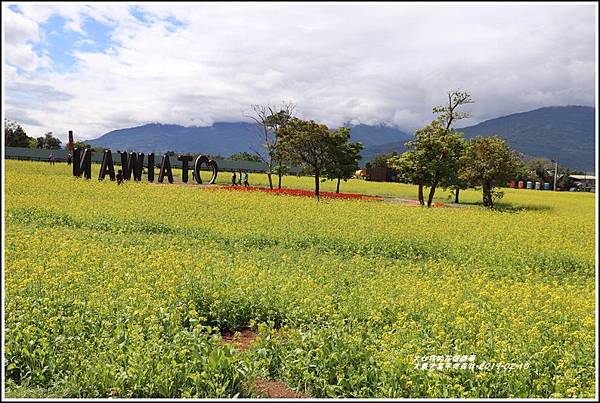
left=425, top=90, right=474, bottom=207
left=245, top=102, right=295, bottom=189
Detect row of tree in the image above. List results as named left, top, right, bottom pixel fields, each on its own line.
left=7, top=94, right=563, bottom=206
left=388, top=91, right=521, bottom=208
left=246, top=103, right=362, bottom=196
left=5, top=120, right=63, bottom=150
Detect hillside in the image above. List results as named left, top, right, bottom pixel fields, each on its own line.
left=87, top=122, right=260, bottom=156
left=87, top=106, right=595, bottom=172
left=459, top=106, right=595, bottom=172
left=87, top=121, right=412, bottom=159
left=360, top=106, right=595, bottom=172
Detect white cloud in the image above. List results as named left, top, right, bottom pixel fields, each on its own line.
left=2, top=2, right=597, bottom=141
left=3, top=5, right=41, bottom=71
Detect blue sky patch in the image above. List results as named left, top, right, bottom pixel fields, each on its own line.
left=164, top=16, right=185, bottom=32
left=30, top=13, right=114, bottom=74
left=129, top=5, right=152, bottom=25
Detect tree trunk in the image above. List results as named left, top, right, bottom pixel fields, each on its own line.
left=482, top=182, right=493, bottom=208
left=418, top=184, right=424, bottom=205
left=336, top=177, right=341, bottom=193
left=314, top=171, right=320, bottom=198
left=278, top=161, right=283, bottom=189
left=427, top=179, right=438, bottom=207
left=454, top=188, right=460, bottom=204
left=267, top=173, right=273, bottom=189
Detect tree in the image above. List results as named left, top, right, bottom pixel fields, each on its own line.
left=278, top=118, right=340, bottom=198
left=438, top=137, right=468, bottom=204
left=388, top=119, right=464, bottom=205
left=4, top=120, right=33, bottom=148
left=35, top=132, right=62, bottom=149
left=425, top=90, right=474, bottom=207
left=525, top=157, right=554, bottom=182
left=245, top=102, right=295, bottom=189
left=73, top=140, right=91, bottom=149
left=72, top=141, right=104, bottom=153
left=388, top=149, right=431, bottom=205
left=365, top=152, right=398, bottom=171
left=460, top=136, right=520, bottom=208
left=322, top=127, right=363, bottom=193
left=444, top=170, right=470, bottom=204
left=229, top=151, right=262, bottom=162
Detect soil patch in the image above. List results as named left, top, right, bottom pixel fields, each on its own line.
left=254, top=378, right=307, bottom=398
left=220, top=329, right=258, bottom=351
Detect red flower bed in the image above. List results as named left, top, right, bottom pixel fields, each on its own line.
left=215, top=185, right=383, bottom=201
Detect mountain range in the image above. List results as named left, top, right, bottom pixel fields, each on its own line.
left=88, top=105, right=595, bottom=172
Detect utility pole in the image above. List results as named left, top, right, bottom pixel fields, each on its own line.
left=553, top=157, right=559, bottom=191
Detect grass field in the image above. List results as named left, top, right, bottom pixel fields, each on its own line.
left=3, top=160, right=597, bottom=398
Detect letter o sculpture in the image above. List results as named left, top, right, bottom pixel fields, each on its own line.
left=193, top=155, right=218, bottom=184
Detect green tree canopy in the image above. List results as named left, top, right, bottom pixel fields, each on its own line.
left=460, top=136, right=521, bottom=208
left=322, top=127, right=363, bottom=193
left=278, top=118, right=344, bottom=197
left=35, top=132, right=62, bottom=150
left=229, top=151, right=262, bottom=162
left=524, top=157, right=555, bottom=182
left=365, top=152, right=398, bottom=171
left=4, top=120, right=33, bottom=148
left=388, top=119, right=465, bottom=205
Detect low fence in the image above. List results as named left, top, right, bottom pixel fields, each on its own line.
left=4, top=147, right=300, bottom=173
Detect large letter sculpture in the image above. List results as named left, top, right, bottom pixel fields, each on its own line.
left=121, top=152, right=144, bottom=181
left=72, top=147, right=81, bottom=176
left=147, top=153, right=155, bottom=182
left=72, top=147, right=92, bottom=179
left=193, top=155, right=218, bottom=184
left=158, top=154, right=174, bottom=183
left=98, top=150, right=116, bottom=180
left=178, top=155, right=193, bottom=183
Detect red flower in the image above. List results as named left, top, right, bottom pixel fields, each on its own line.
left=212, top=185, right=383, bottom=201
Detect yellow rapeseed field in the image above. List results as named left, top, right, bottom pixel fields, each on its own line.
left=3, top=160, right=596, bottom=397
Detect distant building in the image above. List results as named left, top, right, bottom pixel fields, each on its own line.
left=366, top=166, right=397, bottom=182
left=568, top=174, right=595, bottom=192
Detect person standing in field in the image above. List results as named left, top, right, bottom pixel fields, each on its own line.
left=116, top=169, right=124, bottom=185
left=48, top=152, right=55, bottom=165
left=67, top=153, right=72, bottom=165
left=243, top=171, right=249, bottom=187
left=232, top=171, right=237, bottom=186
left=238, top=169, right=243, bottom=185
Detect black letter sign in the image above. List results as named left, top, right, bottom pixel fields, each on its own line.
left=121, top=152, right=144, bottom=181
left=98, top=150, right=116, bottom=180
left=193, top=155, right=218, bottom=184
left=158, top=154, right=174, bottom=183
left=147, top=153, right=155, bottom=182
left=178, top=155, right=193, bottom=183
left=73, top=147, right=92, bottom=179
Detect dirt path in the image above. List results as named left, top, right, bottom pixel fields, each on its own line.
left=379, top=196, right=470, bottom=208
left=221, top=329, right=307, bottom=398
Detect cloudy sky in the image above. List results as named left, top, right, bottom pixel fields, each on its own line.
left=2, top=2, right=597, bottom=142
